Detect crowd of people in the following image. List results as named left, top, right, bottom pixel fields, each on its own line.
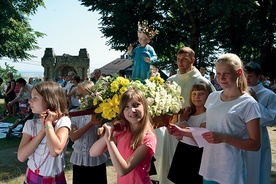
left=0, top=43, right=275, bottom=184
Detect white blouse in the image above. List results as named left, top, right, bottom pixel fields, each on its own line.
left=70, top=114, right=107, bottom=167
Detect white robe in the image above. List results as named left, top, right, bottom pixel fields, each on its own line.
left=246, top=83, right=276, bottom=184
left=150, top=67, right=215, bottom=184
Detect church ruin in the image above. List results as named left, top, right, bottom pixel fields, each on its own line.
left=41, top=48, right=90, bottom=81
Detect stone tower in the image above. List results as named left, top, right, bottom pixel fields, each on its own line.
left=41, top=48, right=90, bottom=81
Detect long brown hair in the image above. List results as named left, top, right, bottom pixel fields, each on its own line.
left=33, top=81, right=69, bottom=117
left=118, top=89, right=152, bottom=149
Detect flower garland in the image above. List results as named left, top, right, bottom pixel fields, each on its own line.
left=79, top=75, right=184, bottom=122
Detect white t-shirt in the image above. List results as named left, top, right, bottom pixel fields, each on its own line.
left=199, top=91, right=261, bottom=184
left=181, top=113, right=206, bottom=147
left=68, top=85, right=79, bottom=107
left=23, top=116, right=71, bottom=176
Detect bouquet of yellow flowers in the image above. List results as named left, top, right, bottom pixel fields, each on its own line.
left=79, top=75, right=184, bottom=124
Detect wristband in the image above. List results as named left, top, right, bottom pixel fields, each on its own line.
left=45, top=125, right=54, bottom=130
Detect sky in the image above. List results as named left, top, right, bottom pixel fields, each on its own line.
left=0, top=0, right=123, bottom=76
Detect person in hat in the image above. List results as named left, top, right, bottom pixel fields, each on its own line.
left=127, top=20, right=158, bottom=82
left=62, top=71, right=76, bottom=94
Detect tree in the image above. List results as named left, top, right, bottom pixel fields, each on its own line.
left=0, top=62, right=22, bottom=82
left=0, top=0, right=45, bottom=61
left=80, top=0, right=276, bottom=77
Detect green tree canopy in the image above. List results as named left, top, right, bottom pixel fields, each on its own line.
left=0, top=0, right=45, bottom=61
left=80, top=0, right=276, bottom=77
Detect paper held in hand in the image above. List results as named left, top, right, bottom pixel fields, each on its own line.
left=188, top=127, right=210, bottom=148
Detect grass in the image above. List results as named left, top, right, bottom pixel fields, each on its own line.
left=0, top=137, right=75, bottom=184
left=0, top=98, right=116, bottom=184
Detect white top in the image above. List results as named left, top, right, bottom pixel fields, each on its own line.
left=23, top=116, right=71, bottom=176
left=13, top=84, right=33, bottom=103
left=246, top=83, right=276, bottom=184
left=181, top=112, right=206, bottom=147
left=62, top=81, right=73, bottom=94
left=167, top=68, right=215, bottom=108
left=70, top=114, right=107, bottom=166
left=68, top=85, right=79, bottom=107
left=199, top=91, right=261, bottom=184
left=151, top=67, right=215, bottom=184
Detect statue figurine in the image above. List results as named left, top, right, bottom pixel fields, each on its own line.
left=128, top=20, right=159, bottom=82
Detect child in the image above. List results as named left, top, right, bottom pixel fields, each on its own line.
left=69, top=81, right=108, bottom=184
left=128, top=20, right=158, bottom=82
left=90, top=89, right=157, bottom=184
left=200, top=53, right=261, bottom=184
left=17, top=81, right=71, bottom=184
left=167, top=81, right=213, bottom=184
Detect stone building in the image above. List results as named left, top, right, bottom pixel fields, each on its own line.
left=41, top=48, right=90, bottom=81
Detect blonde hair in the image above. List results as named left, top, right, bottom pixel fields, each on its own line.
left=33, top=81, right=68, bottom=117
left=77, top=81, right=94, bottom=94
left=216, top=53, right=247, bottom=93
left=118, top=89, right=152, bottom=149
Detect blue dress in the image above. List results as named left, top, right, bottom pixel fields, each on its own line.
left=129, top=44, right=157, bottom=82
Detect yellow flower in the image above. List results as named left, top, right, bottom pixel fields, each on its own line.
left=93, top=98, right=98, bottom=106
left=119, top=86, right=128, bottom=95
left=111, top=81, right=119, bottom=92
left=96, top=94, right=120, bottom=120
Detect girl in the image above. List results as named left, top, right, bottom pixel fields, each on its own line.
left=69, top=81, right=108, bottom=184
left=17, top=81, right=71, bottom=184
left=90, top=89, right=157, bottom=184
left=167, top=81, right=213, bottom=184
left=200, top=53, right=261, bottom=184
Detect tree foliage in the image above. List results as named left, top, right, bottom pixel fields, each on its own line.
left=0, top=62, right=22, bottom=81
left=0, top=0, right=45, bottom=61
left=80, top=0, right=276, bottom=77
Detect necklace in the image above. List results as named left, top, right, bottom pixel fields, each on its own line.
left=32, top=119, right=50, bottom=175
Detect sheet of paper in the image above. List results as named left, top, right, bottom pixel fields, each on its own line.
left=189, top=127, right=210, bottom=148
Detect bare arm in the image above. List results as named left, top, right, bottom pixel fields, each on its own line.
left=70, top=115, right=101, bottom=142
left=43, top=111, right=70, bottom=157
left=90, top=136, right=108, bottom=157
left=107, top=140, right=148, bottom=176
left=202, top=118, right=260, bottom=151
left=17, top=130, right=45, bottom=162
left=102, top=124, right=149, bottom=176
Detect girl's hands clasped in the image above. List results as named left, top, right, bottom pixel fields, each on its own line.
left=41, top=109, right=58, bottom=128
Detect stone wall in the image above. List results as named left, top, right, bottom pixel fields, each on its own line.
left=41, top=48, right=90, bottom=81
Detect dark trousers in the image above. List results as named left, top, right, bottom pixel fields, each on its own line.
left=168, top=141, right=203, bottom=184
left=72, top=163, right=107, bottom=184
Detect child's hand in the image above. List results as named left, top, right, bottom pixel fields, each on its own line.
left=167, top=124, right=182, bottom=136
left=128, top=44, right=133, bottom=56
left=202, top=131, right=224, bottom=144
left=144, top=57, right=151, bottom=63
left=43, top=109, right=57, bottom=127
left=103, top=123, right=113, bottom=142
